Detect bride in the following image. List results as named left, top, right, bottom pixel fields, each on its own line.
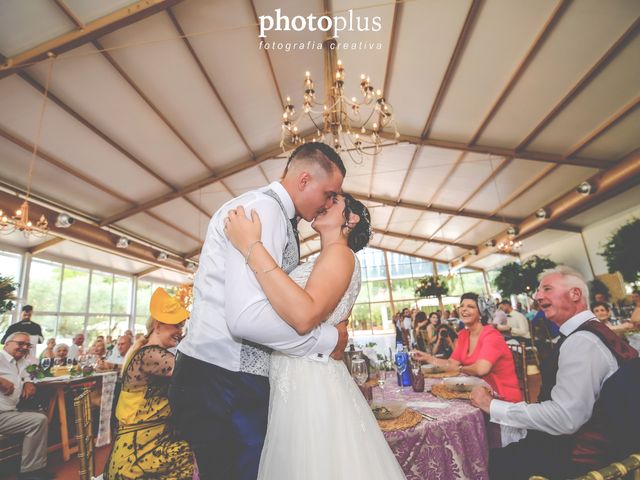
left=225, top=193, right=405, bottom=480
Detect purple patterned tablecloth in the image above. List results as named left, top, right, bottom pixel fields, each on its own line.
left=380, top=378, right=489, bottom=480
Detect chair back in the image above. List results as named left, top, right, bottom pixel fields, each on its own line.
left=74, top=388, right=94, bottom=480
left=529, top=452, right=640, bottom=480
left=0, top=433, right=23, bottom=476
left=508, top=341, right=530, bottom=403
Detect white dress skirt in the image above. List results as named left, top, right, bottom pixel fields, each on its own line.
left=257, top=256, right=406, bottom=480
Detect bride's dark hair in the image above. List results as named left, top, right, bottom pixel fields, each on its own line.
left=341, top=193, right=371, bottom=253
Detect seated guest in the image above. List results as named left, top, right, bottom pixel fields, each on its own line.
left=98, top=335, right=132, bottom=370
left=104, top=288, right=193, bottom=480
left=0, top=332, right=50, bottom=480
left=52, top=343, right=69, bottom=365
left=470, top=266, right=638, bottom=479
left=89, top=339, right=107, bottom=359
left=413, top=312, right=429, bottom=351
left=424, top=312, right=441, bottom=347
left=631, top=289, right=640, bottom=325
left=38, top=338, right=56, bottom=360
left=592, top=301, right=634, bottom=335
left=499, top=300, right=532, bottom=344
left=412, top=292, right=521, bottom=403
left=67, top=333, right=84, bottom=361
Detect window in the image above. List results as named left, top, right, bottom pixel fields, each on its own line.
left=0, top=251, right=21, bottom=333
left=28, top=260, right=62, bottom=312
left=60, top=266, right=90, bottom=313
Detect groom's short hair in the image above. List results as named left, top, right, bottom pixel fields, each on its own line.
left=284, top=142, right=346, bottom=178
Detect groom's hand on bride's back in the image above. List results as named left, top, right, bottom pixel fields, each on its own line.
left=330, top=320, right=349, bottom=360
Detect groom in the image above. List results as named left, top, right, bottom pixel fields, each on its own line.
left=170, top=142, right=349, bottom=480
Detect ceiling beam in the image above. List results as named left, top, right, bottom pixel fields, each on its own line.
left=100, top=143, right=287, bottom=225
left=137, top=266, right=161, bottom=278
left=0, top=0, right=185, bottom=79
left=28, top=237, right=65, bottom=255
left=381, top=132, right=610, bottom=169
left=0, top=189, right=190, bottom=274
left=371, top=228, right=476, bottom=251
left=453, top=147, right=640, bottom=269
left=469, top=0, right=570, bottom=144
left=52, top=0, right=84, bottom=29
left=516, top=17, right=640, bottom=151
left=350, top=192, right=521, bottom=225
left=421, top=0, right=482, bottom=139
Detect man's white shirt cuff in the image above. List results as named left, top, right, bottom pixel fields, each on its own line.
left=305, top=323, right=338, bottom=364
left=489, top=398, right=511, bottom=425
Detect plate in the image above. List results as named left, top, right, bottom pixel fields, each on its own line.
left=442, top=376, right=486, bottom=393
left=421, top=364, right=444, bottom=374
left=370, top=400, right=406, bottom=420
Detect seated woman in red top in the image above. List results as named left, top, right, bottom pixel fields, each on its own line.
left=412, top=292, right=521, bottom=403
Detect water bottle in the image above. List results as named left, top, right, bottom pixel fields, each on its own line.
left=395, top=344, right=411, bottom=387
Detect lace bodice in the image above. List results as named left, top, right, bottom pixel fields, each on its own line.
left=289, top=253, right=361, bottom=326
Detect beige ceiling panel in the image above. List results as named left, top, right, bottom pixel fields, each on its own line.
left=386, top=0, right=472, bottom=136
left=99, top=13, right=250, bottom=170
left=429, top=0, right=558, bottom=143
left=25, top=44, right=210, bottom=190
left=64, top=0, right=139, bottom=24
left=478, top=0, right=640, bottom=149
left=342, top=154, right=375, bottom=195
left=301, top=237, right=321, bottom=253
left=433, top=153, right=502, bottom=209
left=401, top=146, right=461, bottom=205
left=369, top=204, right=393, bottom=230
left=456, top=220, right=507, bottom=246
left=0, top=232, right=56, bottom=251
left=223, top=166, right=270, bottom=195
left=396, top=239, right=424, bottom=254
left=415, top=242, right=444, bottom=259
left=297, top=220, right=316, bottom=239
left=566, top=183, right=640, bottom=228
left=469, top=253, right=515, bottom=271
left=0, top=135, right=129, bottom=218
left=173, top=0, right=285, bottom=154
left=577, top=107, right=640, bottom=162
left=261, top=157, right=289, bottom=183
left=145, top=268, right=192, bottom=285
left=149, top=198, right=209, bottom=242
left=387, top=206, right=422, bottom=234
left=186, top=182, right=234, bottom=217
left=370, top=143, right=416, bottom=198
left=412, top=211, right=452, bottom=238
left=528, top=36, right=640, bottom=153
left=378, top=235, right=402, bottom=251
left=115, top=213, right=201, bottom=253
left=464, top=158, right=548, bottom=212
left=42, top=240, right=150, bottom=275
left=436, top=216, right=478, bottom=242
left=0, top=1, right=74, bottom=56
left=435, top=245, right=466, bottom=262
left=500, top=164, right=598, bottom=218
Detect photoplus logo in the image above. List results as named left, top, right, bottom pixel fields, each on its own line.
left=258, top=8, right=382, bottom=39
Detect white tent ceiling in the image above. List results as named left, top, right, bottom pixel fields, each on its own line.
left=0, top=0, right=638, bottom=276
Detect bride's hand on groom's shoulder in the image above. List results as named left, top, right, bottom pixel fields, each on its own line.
left=224, top=206, right=262, bottom=252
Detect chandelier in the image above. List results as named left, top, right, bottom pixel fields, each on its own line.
left=497, top=227, right=523, bottom=253
left=0, top=58, right=55, bottom=237
left=0, top=201, right=48, bottom=237
left=280, top=38, right=399, bottom=163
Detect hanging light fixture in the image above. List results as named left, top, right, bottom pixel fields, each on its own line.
left=280, top=38, right=399, bottom=163
left=0, top=57, right=56, bottom=237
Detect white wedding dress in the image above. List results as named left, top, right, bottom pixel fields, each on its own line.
left=258, top=255, right=406, bottom=480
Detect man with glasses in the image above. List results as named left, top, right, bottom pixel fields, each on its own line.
left=0, top=332, right=51, bottom=480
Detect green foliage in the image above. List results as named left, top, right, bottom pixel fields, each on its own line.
left=494, top=255, right=557, bottom=297
left=599, top=217, right=640, bottom=285
left=415, top=275, right=450, bottom=298
left=0, top=275, right=18, bottom=314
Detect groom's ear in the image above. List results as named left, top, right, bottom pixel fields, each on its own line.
left=297, top=170, right=311, bottom=191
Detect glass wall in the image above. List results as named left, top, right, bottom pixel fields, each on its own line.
left=0, top=250, right=22, bottom=333
left=135, top=280, right=177, bottom=335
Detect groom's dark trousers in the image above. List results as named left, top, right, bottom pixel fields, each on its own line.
left=169, top=351, right=270, bottom=480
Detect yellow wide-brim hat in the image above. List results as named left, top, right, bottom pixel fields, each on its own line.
left=150, top=288, right=190, bottom=325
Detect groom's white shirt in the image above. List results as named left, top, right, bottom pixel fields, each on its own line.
left=178, top=181, right=338, bottom=373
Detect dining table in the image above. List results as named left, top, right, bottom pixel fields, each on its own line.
left=378, top=376, right=493, bottom=480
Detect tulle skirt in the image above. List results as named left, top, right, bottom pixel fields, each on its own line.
left=258, top=353, right=406, bottom=480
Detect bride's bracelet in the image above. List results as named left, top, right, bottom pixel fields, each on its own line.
left=245, top=240, right=262, bottom=264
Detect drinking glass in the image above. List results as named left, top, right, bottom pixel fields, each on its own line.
left=350, top=358, right=368, bottom=387
left=40, top=357, right=51, bottom=370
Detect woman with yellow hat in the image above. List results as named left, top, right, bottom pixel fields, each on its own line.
left=104, top=288, right=193, bottom=480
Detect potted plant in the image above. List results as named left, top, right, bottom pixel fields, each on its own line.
left=0, top=275, right=17, bottom=315
left=599, top=217, right=640, bottom=287
left=494, top=256, right=557, bottom=297
left=415, top=275, right=450, bottom=309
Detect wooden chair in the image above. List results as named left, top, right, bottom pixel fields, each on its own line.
left=0, top=433, right=22, bottom=476
left=508, top=341, right=531, bottom=403
left=529, top=452, right=640, bottom=480
left=73, top=388, right=94, bottom=480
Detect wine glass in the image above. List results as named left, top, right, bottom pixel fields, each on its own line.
left=53, top=357, right=63, bottom=367
left=395, top=354, right=408, bottom=394
left=40, top=357, right=51, bottom=370
left=377, top=366, right=388, bottom=401
left=351, top=357, right=368, bottom=387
